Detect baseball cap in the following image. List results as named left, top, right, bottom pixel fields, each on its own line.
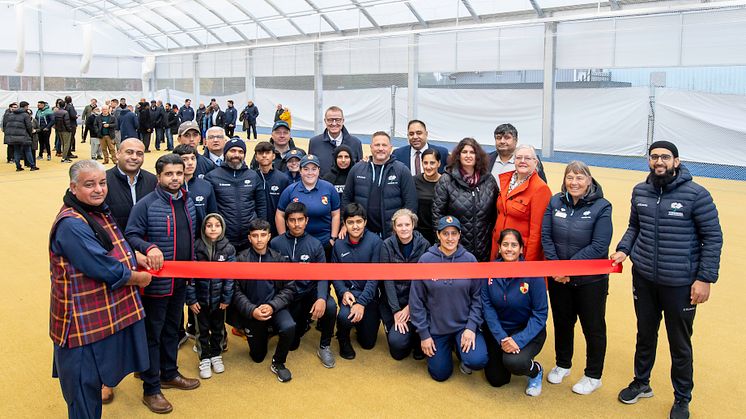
left=178, top=121, right=200, bottom=137
left=283, top=148, right=306, bottom=162
left=300, top=154, right=320, bottom=168
left=436, top=216, right=462, bottom=232
left=272, top=121, right=290, bottom=131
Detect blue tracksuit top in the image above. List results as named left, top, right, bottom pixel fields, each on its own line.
left=409, top=244, right=483, bottom=340
left=269, top=231, right=328, bottom=299
left=331, top=229, right=382, bottom=307
left=481, top=258, right=548, bottom=349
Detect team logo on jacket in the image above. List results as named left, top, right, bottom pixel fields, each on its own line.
left=244, top=179, right=252, bottom=185
left=583, top=210, right=591, bottom=216
left=668, top=202, right=684, bottom=217
left=195, top=196, right=204, bottom=202
left=218, top=255, right=225, bottom=261
left=292, top=197, right=300, bottom=203
left=388, top=175, right=396, bottom=181
left=520, top=282, right=529, bottom=294
left=321, top=196, right=329, bottom=205
left=300, top=254, right=310, bottom=262
left=271, top=185, right=279, bottom=192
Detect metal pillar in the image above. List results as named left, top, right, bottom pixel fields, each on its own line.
left=541, top=22, right=557, bottom=159
left=38, top=8, right=44, bottom=91
left=407, top=33, right=419, bottom=124
left=245, top=49, right=255, bottom=104
left=390, top=85, right=397, bottom=139
left=314, top=42, right=323, bottom=133
left=192, top=53, right=200, bottom=102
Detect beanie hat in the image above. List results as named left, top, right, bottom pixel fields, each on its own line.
left=648, top=140, right=678, bottom=158
left=223, top=138, right=246, bottom=155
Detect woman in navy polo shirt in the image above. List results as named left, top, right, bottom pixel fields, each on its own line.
left=276, top=154, right=341, bottom=258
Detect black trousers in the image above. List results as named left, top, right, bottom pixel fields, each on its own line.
left=70, top=127, right=76, bottom=152
left=632, top=269, right=696, bottom=402
left=224, top=125, right=235, bottom=138
left=380, top=302, right=421, bottom=360
left=195, top=306, right=225, bottom=360
left=246, top=123, right=257, bottom=139
left=82, top=124, right=89, bottom=141
left=548, top=278, right=608, bottom=379
left=288, top=292, right=337, bottom=349
left=484, top=327, right=546, bottom=387
left=140, top=131, right=152, bottom=150
left=245, top=309, right=295, bottom=364
left=141, top=280, right=185, bottom=396
left=38, top=130, right=52, bottom=157
left=336, top=299, right=380, bottom=350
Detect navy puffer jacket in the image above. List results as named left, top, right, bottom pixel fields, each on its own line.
left=380, top=230, right=430, bottom=312
left=342, top=157, right=418, bottom=237
left=125, top=186, right=197, bottom=296
left=204, top=162, right=267, bottom=250
left=187, top=235, right=235, bottom=308
left=616, top=164, right=722, bottom=286
left=541, top=179, right=613, bottom=286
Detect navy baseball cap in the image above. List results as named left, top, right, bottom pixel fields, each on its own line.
left=300, top=154, right=320, bottom=168
left=283, top=148, right=306, bottom=162
left=272, top=121, right=290, bottom=131
left=436, top=215, right=462, bottom=232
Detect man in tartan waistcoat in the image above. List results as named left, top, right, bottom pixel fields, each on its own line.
left=50, top=159, right=153, bottom=419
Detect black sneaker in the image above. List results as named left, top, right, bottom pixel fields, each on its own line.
left=618, top=380, right=654, bottom=404
left=669, top=400, right=690, bottom=419
left=339, top=340, right=356, bottom=360
left=413, top=348, right=425, bottom=360
left=270, top=361, right=292, bottom=382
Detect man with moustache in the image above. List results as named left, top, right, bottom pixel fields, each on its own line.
left=105, top=138, right=157, bottom=230
left=611, top=141, right=722, bottom=419
left=126, top=154, right=200, bottom=414
left=392, top=120, right=448, bottom=176
left=177, top=121, right=215, bottom=178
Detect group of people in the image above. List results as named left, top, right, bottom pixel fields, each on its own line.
left=49, top=103, right=722, bottom=419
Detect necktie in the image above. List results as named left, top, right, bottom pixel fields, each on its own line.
left=414, top=150, right=422, bottom=175
left=216, top=158, right=222, bottom=166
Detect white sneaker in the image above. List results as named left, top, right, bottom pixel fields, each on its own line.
left=547, top=366, right=571, bottom=384
left=199, top=359, right=212, bottom=379
left=210, top=356, right=225, bottom=374
left=572, top=375, right=602, bottom=395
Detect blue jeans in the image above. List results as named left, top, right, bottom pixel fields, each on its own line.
left=165, top=128, right=174, bottom=150
left=427, top=329, right=488, bottom=382
left=155, top=127, right=165, bottom=150
left=14, top=144, right=35, bottom=169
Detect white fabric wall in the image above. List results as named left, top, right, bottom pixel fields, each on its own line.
left=0, top=91, right=146, bottom=107
left=656, top=88, right=746, bottom=165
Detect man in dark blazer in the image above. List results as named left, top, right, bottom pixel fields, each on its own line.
left=488, top=123, right=547, bottom=183
left=104, top=138, right=157, bottom=230
left=392, top=120, right=449, bottom=176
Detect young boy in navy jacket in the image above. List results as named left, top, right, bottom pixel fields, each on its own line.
left=332, top=203, right=382, bottom=360
left=269, top=202, right=338, bottom=369
left=230, top=219, right=296, bottom=382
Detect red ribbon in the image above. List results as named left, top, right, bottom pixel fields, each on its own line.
left=149, top=260, right=622, bottom=280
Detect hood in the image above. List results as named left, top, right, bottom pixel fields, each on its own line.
left=645, top=163, right=693, bottom=192
left=330, top=144, right=354, bottom=174
left=561, top=177, right=604, bottom=207
left=201, top=212, right=227, bottom=243
left=424, top=243, right=469, bottom=262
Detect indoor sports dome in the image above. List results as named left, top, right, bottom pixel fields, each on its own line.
left=1, top=0, right=744, bottom=418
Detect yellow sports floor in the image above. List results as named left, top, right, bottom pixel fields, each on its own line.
left=1, top=130, right=744, bottom=418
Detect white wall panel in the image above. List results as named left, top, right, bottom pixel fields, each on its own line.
left=681, top=9, right=746, bottom=67
left=456, top=29, right=499, bottom=72
left=419, top=33, right=456, bottom=72
left=615, top=15, right=681, bottom=68
left=273, top=46, right=296, bottom=76
left=253, top=48, right=274, bottom=77
left=322, top=41, right=351, bottom=75
left=295, top=44, right=315, bottom=76
left=350, top=39, right=380, bottom=74
left=499, top=26, right=544, bottom=71
left=557, top=20, right=614, bottom=69
left=379, top=36, right=408, bottom=73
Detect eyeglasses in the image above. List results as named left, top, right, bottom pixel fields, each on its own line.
left=514, top=156, right=535, bottom=162
left=207, top=135, right=224, bottom=140
left=649, top=154, right=673, bottom=162
left=325, top=118, right=343, bottom=124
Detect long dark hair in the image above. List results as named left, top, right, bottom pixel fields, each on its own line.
left=446, top=137, right=489, bottom=175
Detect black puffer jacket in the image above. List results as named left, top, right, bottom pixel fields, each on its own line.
left=186, top=233, right=236, bottom=309
left=2, top=109, right=33, bottom=145
left=322, top=144, right=353, bottom=194
left=432, top=168, right=498, bottom=261
left=380, top=231, right=430, bottom=313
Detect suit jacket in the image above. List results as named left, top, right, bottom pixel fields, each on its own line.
left=392, top=144, right=449, bottom=175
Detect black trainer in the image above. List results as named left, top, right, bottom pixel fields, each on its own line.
left=618, top=380, right=654, bottom=404
left=669, top=400, right=690, bottom=419
left=339, top=340, right=356, bottom=360
left=271, top=361, right=292, bottom=382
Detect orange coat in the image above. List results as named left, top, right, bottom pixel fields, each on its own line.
left=491, top=171, right=552, bottom=262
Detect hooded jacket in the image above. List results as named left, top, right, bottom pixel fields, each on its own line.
left=2, top=108, right=33, bottom=145
left=257, top=167, right=290, bottom=236
left=240, top=104, right=259, bottom=125
left=409, top=244, right=483, bottom=339
left=186, top=214, right=235, bottom=308
left=269, top=231, right=327, bottom=299
left=342, top=157, right=418, bottom=237
left=178, top=105, right=195, bottom=122
left=35, top=104, right=54, bottom=130
left=616, top=164, right=722, bottom=286
left=116, top=108, right=139, bottom=140
left=331, top=229, right=382, bottom=307
left=322, top=144, right=353, bottom=194
left=308, top=126, right=364, bottom=176
left=481, top=257, right=548, bottom=349
left=380, top=231, right=430, bottom=313
left=204, top=161, right=267, bottom=250
left=432, top=167, right=498, bottom=262
left=541, top=179, right=613, bottom=286
left=229, top=247, right=297, bottom=328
